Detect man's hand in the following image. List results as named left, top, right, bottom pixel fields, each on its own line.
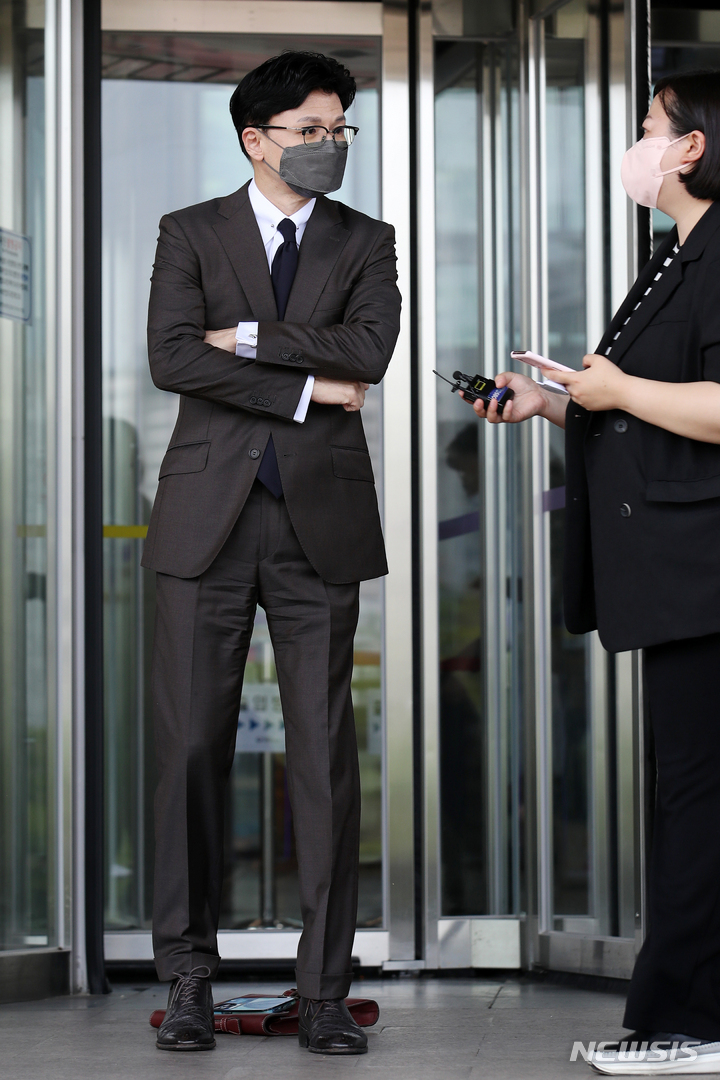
left=311, top=376, right=369, bottom=412
left=466, top=370, right=569, bottom=429
left=204, top=327, right=238, bottom=353
left=202, top=332, right=369, bottom=412
left=546, top=353, right=630, bottom=411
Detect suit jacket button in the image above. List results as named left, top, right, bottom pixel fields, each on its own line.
left=263, top=399, right=271, bottom=406
left=281, top=352, right=290, bottom=360
left=614, top=418, right=628, bottom=433
left=249, top=448, right=261, bottom=459
left=296, top=356, right=304, bottom=364
left=250, top=396, right=257, bottom=404
left=620, top=503, right=631, bottom=517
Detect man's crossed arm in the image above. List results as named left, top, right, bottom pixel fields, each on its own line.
left=203, top=326, right=369, bottom=414
left=146, top=211, right=399, bottom=421
left=147, top=213, right=400, bottom=421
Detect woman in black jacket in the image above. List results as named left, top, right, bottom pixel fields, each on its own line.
left=475, top=71, right=720, bottom=1072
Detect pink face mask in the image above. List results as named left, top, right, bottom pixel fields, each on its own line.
left=620, top=134, right=691, bottom=208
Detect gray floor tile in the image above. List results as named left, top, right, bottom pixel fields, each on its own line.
left=0, top=975, right=629, bottom=1080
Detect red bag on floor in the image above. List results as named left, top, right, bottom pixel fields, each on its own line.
left=149, top=989, right=379, bottom=1036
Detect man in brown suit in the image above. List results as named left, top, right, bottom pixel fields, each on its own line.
left=144, top=52, right=400, bottom=1055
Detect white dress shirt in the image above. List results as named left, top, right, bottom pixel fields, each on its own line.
left=236, top=179, right=316, bottom=423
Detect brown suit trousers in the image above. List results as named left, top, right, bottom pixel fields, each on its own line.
left=152, top=482, right=361, bottom=998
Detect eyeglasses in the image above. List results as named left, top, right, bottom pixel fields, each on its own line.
left=256, top=125, right=359, bottom=147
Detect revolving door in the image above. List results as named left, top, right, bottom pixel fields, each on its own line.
left=100, top=0, right=648, bottom=980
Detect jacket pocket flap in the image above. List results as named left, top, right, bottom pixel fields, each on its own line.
left=159, top=441, right=210, bottom=478
left=331, top=445, right=375, bottom=482
left=314, top=288, right=352, bottom=311
left=646, top=474, right=720, bottom=503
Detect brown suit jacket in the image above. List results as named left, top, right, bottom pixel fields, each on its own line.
left=142, top=181, right=401, bottom=582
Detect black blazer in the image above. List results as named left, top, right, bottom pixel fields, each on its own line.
left=142, top=182, right=401, bottom=583
left=564, top=201, right=720, bottom=652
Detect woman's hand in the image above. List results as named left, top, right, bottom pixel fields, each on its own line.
left=546, top=353, right=630, bottom=411
left=547, top=354, right=720, bottom=442
left=465, top=370, right=569, bottom=429
left=204, top=327, right=238, bottom=353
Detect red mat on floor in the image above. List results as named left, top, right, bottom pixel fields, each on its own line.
left=149, top=991, right=379, bottom=1036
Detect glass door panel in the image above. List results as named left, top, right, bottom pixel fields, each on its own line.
left=101, top=28, right=384, bottom=933
left=434, top=40, right=522, bottom=919
left=430, top=0, right=639, bottom=974
left=543, top=9, right=594, bottom=931
left=537, top=0, right=637, bottom=959
left=435, top=44, right=486, bottom=918
left=0, top=0, right=55, bottom=951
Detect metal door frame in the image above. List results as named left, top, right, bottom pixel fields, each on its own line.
left=526, top=0, right=646, bottom=980
left=417, top=0, right=525, bottom=973
left=416, top=0, right=648, bottom=976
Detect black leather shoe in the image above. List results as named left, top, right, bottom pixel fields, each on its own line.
left=156, top=966, right=215, bottom=1051
left=298, top=997, right=368, bottom=1055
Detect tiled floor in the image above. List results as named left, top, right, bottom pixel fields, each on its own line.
left=0, top=975, right=630, bottom=1080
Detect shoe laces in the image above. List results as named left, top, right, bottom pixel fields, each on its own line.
left=307, top=997, right=344, bottom=1021
left=171, top=965, right=211, bottom=1013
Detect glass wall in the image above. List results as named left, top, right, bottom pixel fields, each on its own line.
left=432, top=0, right=632, bottom=950
left=0, top=0, right=653, bottom=991
left=434, top=40, right=523, bottom=917
left=435, top=43, right=485, bottom=918
left=540, top=0, right=628, bottom=940
left=0, top=0, right=54, bottom=950
left=101, top=31, right=385, bottom=931
left=543, top=6, right=593, bottom=929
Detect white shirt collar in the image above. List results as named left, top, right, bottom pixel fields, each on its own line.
left=248, top=178, right=315, bottom=247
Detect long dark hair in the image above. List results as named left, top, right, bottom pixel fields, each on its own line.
left=654, top=69, right=720, bottom=201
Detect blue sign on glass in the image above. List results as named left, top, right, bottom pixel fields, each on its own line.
left=236, top=683, right=286, bottom=753
left=0, top=227, right=31, bottom=323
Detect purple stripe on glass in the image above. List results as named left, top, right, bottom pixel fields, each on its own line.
left=542, top=485, right=566, bottom=512
left=438, top=510, right=480, bottom=541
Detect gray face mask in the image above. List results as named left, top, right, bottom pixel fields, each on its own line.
left=265, top=139, right=348, bottom=198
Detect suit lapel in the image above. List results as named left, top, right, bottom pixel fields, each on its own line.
left=595, top=231, right=676, bottom=355
left=605, top=247, right=683, bottom=369
left=284, top=197, right=350, bottom=323
left=595, top=231, right=678, bottom=363
left=212, top=183, right=278, bottom=320
left=600, top=202, right=720, bottom=368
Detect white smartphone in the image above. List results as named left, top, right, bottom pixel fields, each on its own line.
left=510, top=349, right=572, bottom=394
left=510, top=349, right=574, bottom=373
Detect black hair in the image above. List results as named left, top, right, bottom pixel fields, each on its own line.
left=230, top=51, right=356, bottom=160
left=654, top=69, right=720, bottom=201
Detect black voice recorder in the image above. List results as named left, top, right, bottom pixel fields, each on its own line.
left=433, top=370, right=515, bottom=414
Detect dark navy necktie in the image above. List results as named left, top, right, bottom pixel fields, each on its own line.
left=256, top=218, right=299, bottom=499
left=271, top=218, right=298, bottom=320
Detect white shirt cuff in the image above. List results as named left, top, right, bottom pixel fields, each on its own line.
left=235, top=320, right=258, bottom=359
left=293, top=375, right=315, bottom=423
